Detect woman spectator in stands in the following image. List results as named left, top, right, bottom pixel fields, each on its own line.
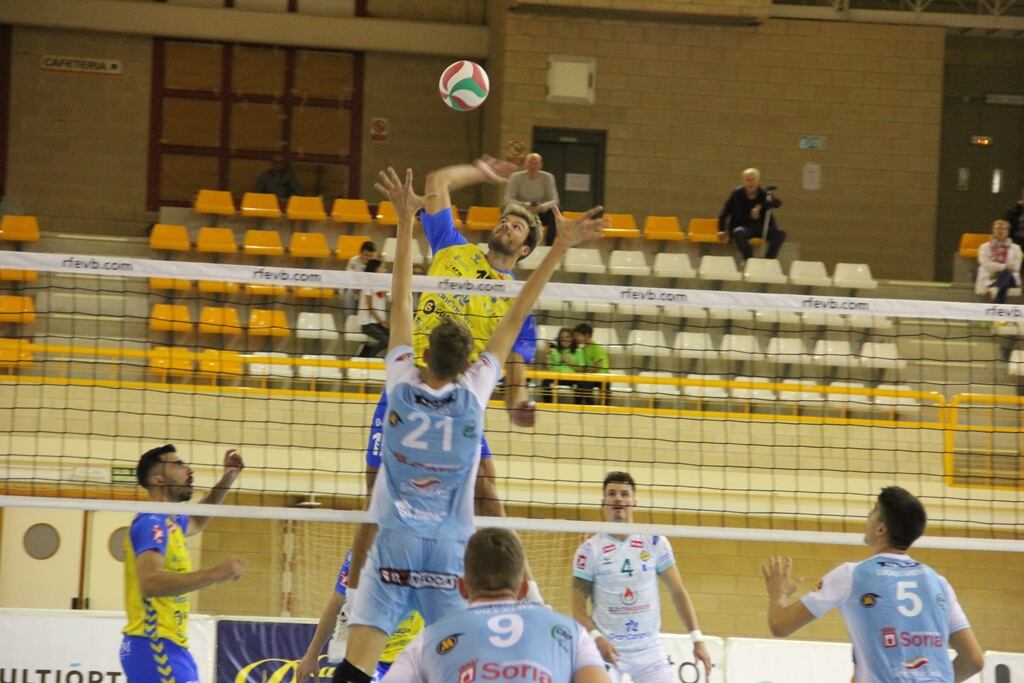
left=540, top=327, right=585, bottom=404
left=976, top=219, right=1021, bottom=304
left=357, top=259, right=390, bottom=357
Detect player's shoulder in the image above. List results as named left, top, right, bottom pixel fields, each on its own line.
left=131, top=512, right=169, bottom=530
left=576, top=533, right=602, bottom=554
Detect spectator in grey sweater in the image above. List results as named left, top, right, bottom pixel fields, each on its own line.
left=504, top=153, right=559, bottom=245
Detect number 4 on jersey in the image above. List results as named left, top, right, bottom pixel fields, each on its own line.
left=621, top=559, right=634, bottom=576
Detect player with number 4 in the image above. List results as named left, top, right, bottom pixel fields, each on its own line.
left=572, top=472, right=713, bottom=682
left=332, top=168, right=606, bottom=683
left=762, top=486, right=984, bottom=683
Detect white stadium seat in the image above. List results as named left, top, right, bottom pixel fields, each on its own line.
left=563, top=248, right=606, bottom=274
left=682, top=374, right=729, bottom=399
left=380, top=236, right=425, bottom=265
left=343, top=315, right=369, bottom=343
left=673, top=331, right=717, bottom=360
left=859, top=341, right=906, bottom=369
left=720, top=334, right=763, bottom=361
left=730, top=376, right=777, bottom=401
left=764, top=337, right=808, bottom=365
left=246, top=352, right=293, bottom=378
left=1010, top=349, right=1024, bottom=376
left=346, top=357, right=387, bottom=384
left=743, top=258, right=788, bottom=285
left=826, top=380, right=872, bottom=407
left=625, top=329, right=670, bottom=357
left=608, top=250, right=651, bottom=276
left=873, top=383, right=921, bottom=411
left=833, top=262, right=878, bottom=289
left=788, top=260, right=832, bottom=287
left=296, top=312, right=339, bottom=341
left=297, top=354, right=343, bottom=381
left=652, top=252, right=696, bottom=279
left=636, top=371, right=680, bottom=397
left=698, top=255, right=742, bottom=282
left=777, top=379, right=825, bottom=405
left=519, top=246, right=558, bottom=270
left=811, top=339, right=856, bottom=367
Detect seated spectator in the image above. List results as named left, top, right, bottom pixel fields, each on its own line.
left=1005, top=187, right=1024, bottom=250
left=540, top=327, right=585, bottom=403
left=976, top=219, right=1021, bottom=304
left=574, top=322, right=609, bottom=406
left=254, top=154, right=301, bottom=201
left=357, top=259, right=389, bottom=357
left=343, top=241, right=378, bottom=315
left=718, top=168, right=785, bottom=263
left=504, top=153, right=559, bottom=245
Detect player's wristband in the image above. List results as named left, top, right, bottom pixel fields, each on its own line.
left=690, top=629, right=705, bottom=643
left=589, top=629, right=604, bottom=643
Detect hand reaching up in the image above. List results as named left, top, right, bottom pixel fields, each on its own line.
left=553, top=206, right=608, bottom=248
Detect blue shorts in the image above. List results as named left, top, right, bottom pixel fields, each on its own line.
left=120, top=636, right=198, bottom=683
left=365, top=391, right=492, bottom=468
left=348, top=528, right=466, bottom=634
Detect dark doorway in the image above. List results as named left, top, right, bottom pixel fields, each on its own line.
left=532, top=127, right=606, bottom=212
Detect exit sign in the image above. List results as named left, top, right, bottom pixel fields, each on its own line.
left=799, top=135, right=826, bottom=150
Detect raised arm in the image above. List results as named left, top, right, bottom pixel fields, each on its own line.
left=188, top=448, right=243, bottom=535
left=374, top=168, right=430, bottom=351
left=424, top=155, right=517, bottom=214
left=484, top=208, right=607, bottom=364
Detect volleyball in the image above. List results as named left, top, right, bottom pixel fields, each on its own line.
left=439, top=60, right=490, bottom=111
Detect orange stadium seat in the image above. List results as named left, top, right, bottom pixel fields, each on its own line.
left=289, top=232, right=330, bottom=259
left=375, top=201, right=398, bottom=227
left=466, top=206, right=500, bottom=231
left=0, top=215, right=40, bottom=242
left=248, top=309, right=289, bottom=337
left=148, top=347, right=193, bottom=378
left=959, top=233, right=989, bottom=259
left=604, top=213, right=640, bottom=239
left=0, top=269, right=38, bottom=282
left=293, top=286, right=335, bottom=299
left=331, top=199, right=373, bottom=224
left=197, top=280, right=240, bottom=295
left=0, top=339, right=32, bottom=368
left=687, top=218, right=725, bottom=243
left=194, top=190, right=235, bottom=216
left=336, top=235, right=371, bottom=261
left=243, top=229, right=284, bottom=256
left=149, top=224, right=190, bottom=252
left=149, top=304, right=192, bottom=333
left=643, top=216, right=684, bottom=241
left=245, top=283, right=288, bottom=297
left=240, top=192, right=282, bottom=219
left=286, top=196, right=327, bottom=222
left=0, top=296, right=36, bottom=324
left=198, top=349, right=244, bottom=378
left=196, top=227, right=238, bottom=254
left=149, top=278, right=191, bottom=292
left=198, top=307, right=243, bottom=335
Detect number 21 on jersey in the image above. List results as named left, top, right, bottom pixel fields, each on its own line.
left=399, top=411, right=454, bottom=451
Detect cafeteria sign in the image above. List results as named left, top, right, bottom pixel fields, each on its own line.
left=42, top=55, right=122, bottom=75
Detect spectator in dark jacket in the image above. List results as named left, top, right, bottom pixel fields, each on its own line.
left=1005, top=187, right=1024, bottom=249
left=718, top=168, right=786, bottom=262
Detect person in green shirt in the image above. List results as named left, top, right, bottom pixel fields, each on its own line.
left=541, top=327, right=585, bottom=403
left=574, top=322, right=609, bottom=405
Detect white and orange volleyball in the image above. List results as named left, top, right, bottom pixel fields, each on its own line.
left=439, top=60, right=490, bottom=112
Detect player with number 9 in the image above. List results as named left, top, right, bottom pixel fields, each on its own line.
left=381, top=528, right=609, bottom=683
left=762, top=486, right=985, bottom=683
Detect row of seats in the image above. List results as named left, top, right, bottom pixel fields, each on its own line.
left=195, top=190, right=368, bottom=223
left=610, top=374, right=923, bottom=409
left=149, top=305, right=363, bottom=341
left=148, top=278, right=336, bottom=298
left=537, top=324, right=908, bottom=369
left=150, top=225, right=372, bottom=261
left=148, top=347, right=384, bottom=382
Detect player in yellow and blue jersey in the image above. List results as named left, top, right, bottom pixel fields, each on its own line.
left=120, top=444, right=246, bottom=683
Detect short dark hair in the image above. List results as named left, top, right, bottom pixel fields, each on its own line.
left=876, top=486, right=926, bottom=550
left=426, top=319, right=473, bottom=379
left=603, top=471, right=636, bottom=492
left=360, top=241, right=376, bottom=253
left=574, top=322, right=594, bottom=337
left=464, top=528, right=525, bottom=594
left=137, top=444, right=176, bottom=488
left=500, top=203, right=543, bottom=262
left=364, top=258, right=382, bottom=273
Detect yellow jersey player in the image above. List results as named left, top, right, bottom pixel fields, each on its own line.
left=120, top=444, right=246, bottom=683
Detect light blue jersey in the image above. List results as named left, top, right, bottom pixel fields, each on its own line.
left=368, top=345, right=500, bottom=542
left=380, top=600, right=606, bottom=683
left=802, top=553, right=970, bottom=683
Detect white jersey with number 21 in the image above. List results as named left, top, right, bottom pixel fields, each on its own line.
left=573, top=534, right=676, bottom=653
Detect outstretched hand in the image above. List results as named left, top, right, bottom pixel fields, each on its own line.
left=374, top=167, right=432, bottom=222
left=474, top=154, right=518, bottom=183
left=761, top=556, right=803, bottom=599
left=553, top=206, right=608, bottom=248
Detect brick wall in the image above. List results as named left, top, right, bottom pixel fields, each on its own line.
left=6, top=27, right=152, bottom=236
left=491, top=13, right=945, bottom=279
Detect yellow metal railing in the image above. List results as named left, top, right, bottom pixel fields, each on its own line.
left=943, top=393, right=1024, bottom=490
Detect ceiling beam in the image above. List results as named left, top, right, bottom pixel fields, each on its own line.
left=771, top=3, right=1024, bottom=33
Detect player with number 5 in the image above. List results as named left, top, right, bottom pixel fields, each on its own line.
left=333, top=168, right=606, bottom=683
left=762, top=486, right=985, bottom=683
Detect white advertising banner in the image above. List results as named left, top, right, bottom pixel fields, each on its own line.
left=725, top=637, right=854, bottom=683
left=0, top=609, right=215, bottom=683
left=984, top=651, right=1024, bottom=683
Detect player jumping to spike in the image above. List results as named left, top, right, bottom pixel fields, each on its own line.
left=332, top=167, right=605, bottom=683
